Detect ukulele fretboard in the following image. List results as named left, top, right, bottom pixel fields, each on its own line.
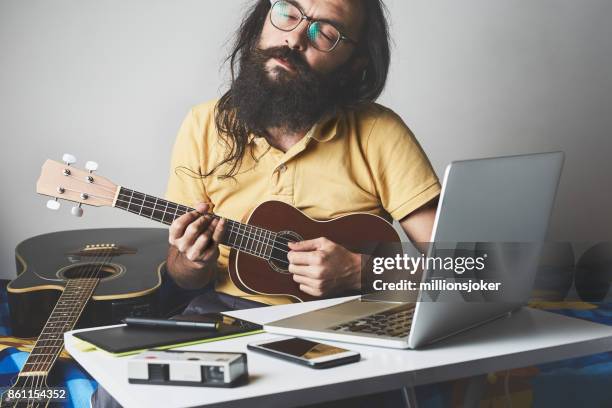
left=115, top=187, right=286, bottom=261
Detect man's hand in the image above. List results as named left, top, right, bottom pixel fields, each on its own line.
left=287, top=237, right=362, bottom=297
left=169, top=202, right=225, bottom=265
left=166, top=202, right=225, bottom=289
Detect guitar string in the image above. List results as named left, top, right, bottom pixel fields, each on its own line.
left=26, top=248, right=111, bottom=407
left=17, top=266, right=91, bottom=408
left=25, top=248, right=109, bottom=407
left=19, top=257, right=105, bottom=408
left=23, top=248, right=111, bottom=406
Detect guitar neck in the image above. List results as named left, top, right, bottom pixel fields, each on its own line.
left=19, top=278, right=98, bottom=379
left=114, top=187, right=278, bottom=260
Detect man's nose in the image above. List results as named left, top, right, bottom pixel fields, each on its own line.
left=284, top=19, right=309, bottom=51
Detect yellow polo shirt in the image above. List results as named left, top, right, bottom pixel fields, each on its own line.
left=165, top=99, right=441, bottom=305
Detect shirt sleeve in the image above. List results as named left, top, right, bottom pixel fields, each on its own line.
left=365, top=107, right=441, bottom=221
left=164, top=108, right=211, bottom=208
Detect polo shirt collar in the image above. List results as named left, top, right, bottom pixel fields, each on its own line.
left=247, top=110, right=344, bottom=145
left=310, top=111, right=343, bottom=143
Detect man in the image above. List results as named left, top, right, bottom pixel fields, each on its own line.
left=93, top=0, right=439, bottom=405
left=166, top=0, right=439, bottom=310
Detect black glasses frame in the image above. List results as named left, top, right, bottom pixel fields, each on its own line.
left=269, top=0, right=357, bottom=52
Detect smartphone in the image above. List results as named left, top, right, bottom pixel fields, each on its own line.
left=247, top=337, right=360, bottom=369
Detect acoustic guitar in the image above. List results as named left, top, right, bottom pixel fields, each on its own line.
left=36, top=155, right=401, bottom=302
left=3, top=230, right=167, bottom=407
left=7, top=228, right=167, bottom=338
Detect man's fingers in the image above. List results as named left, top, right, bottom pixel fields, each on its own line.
left=181, top=215, right=211, bottom=246
left=200, top=245, right=219, bottom=263
left=194, top=202, right=210, bottom=216
left=169, top=211, right=200, bottom=240
left=212, top=218, right=226, bottom=242
left=190, top=218, right=219, bottom=255
left=169, top=203, right=208, bottom=238
left=287, top=250, right=322, bottom=266
left=298, top=284, right=322, bottom=297
left=185, top=238, right=219, bottom=263
left=288, top=263, right=316, bottom=277
left=292, top=273, right=322, bottom=289
left=287, top=238, right=320, bottom=252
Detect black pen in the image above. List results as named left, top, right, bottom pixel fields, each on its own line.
left=122, top=317, right=220, bottom=331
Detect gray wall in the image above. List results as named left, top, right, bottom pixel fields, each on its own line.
left=1, top=0, right=610, bottom=279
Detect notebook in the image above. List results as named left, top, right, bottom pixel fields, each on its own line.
left=73, top=314, right=262, bottom=356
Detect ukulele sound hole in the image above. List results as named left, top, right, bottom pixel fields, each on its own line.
left=57, top=262, right=124, bottom=281
left=269, top=231, right=302, bottom=274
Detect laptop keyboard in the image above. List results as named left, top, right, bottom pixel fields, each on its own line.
left=328, top=303, right=416, bottom=338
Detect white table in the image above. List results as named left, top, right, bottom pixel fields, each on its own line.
left=64, top=297, right=612, bottom=408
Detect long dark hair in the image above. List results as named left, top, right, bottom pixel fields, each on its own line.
left=211, top=0, right=391, bottom=178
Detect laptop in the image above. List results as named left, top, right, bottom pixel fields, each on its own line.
left=264, top=152, right=565, bottom=349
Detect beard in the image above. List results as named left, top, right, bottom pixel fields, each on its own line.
left=230, top=46, right=349, bottom=134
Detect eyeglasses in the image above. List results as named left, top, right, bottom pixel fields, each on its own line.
left=269, top=0, right=357, bottom=52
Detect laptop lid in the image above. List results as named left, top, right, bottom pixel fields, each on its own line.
left=408, top=151, right=564, bottom=348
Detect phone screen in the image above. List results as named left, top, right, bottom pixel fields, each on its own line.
left=258, top=338, right=349, bottom=361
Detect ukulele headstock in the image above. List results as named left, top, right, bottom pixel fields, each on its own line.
left=36, top=155, right=119, bottom=217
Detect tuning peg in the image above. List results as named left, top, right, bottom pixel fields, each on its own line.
left=71, top=204, right=83, bottom=217
left=85, top=161, right=98, bottom=172
left=46, top=199, right=61, bottom=210
left=62, top=153, right=77, bottom=165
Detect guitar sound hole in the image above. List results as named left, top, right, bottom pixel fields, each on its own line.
left=269, top=231, right=302, bottom=274
left=58, top=263, right=122, bottom=281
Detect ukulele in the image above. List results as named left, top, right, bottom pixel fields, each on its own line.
left=36, top=155, right=401, bottom=302
left=2, top=241, right=158, bottom=408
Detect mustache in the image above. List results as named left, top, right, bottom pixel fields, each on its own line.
left=252, top=46, right=312, bottom=74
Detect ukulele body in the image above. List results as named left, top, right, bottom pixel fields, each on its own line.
left=228, top=200, right=401, bottom=302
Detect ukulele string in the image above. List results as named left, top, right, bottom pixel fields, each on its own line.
left=113, top=194, right=296, bottom=260
left=59, top=171, right=296, bottom=256
left=25, top=247, right=112, bottom=405
left=80, top=186, right=295, bottom=257
left=58, top=174, right=298, bottom=261
left=61, top=173, right=117, bottom=194
left=112, top=194, right=294, bottom=255
left=226, top=222, right=292, bottom=263
left=55, top=186, right=115, bottom=203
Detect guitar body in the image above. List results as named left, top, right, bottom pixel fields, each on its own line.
left=228, top=200, right=401, bottom=302
left=8, top=228, right=168, bottom=338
